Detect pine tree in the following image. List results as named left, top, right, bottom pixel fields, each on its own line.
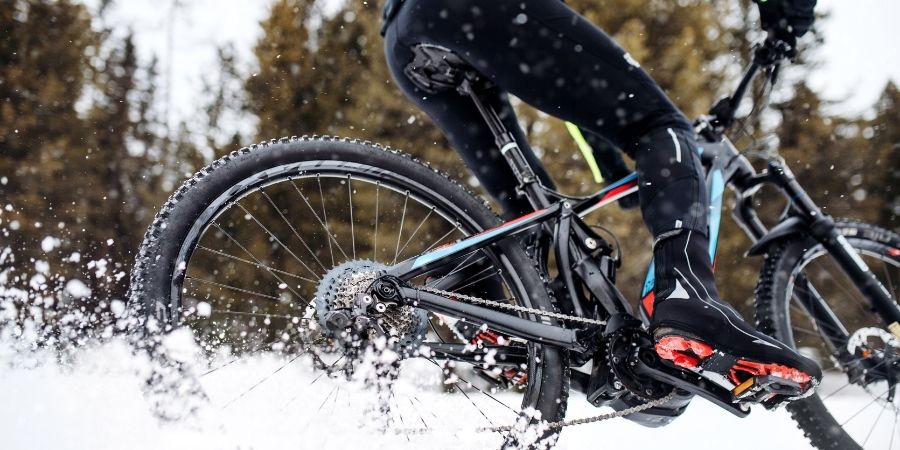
left=869, top=82, right=900, bottom=229
left=0, top=0, right=97, bottom=271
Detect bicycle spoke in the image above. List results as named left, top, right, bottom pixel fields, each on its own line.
left=393, top=191, right=410, bottom=264
left=426, top=251, right=480, bottom=287
left=348, top=175, right=356, bottom=260
left=891, top=409, right=899, bottom=450
left=373, top=182, right=380, bottom=261
left=391, top=391, right=411, bottom=442
left=185, top=276, right=282, bottom=302
left=279, top=353, right=348, bottom=411
left=196, top=245, right=317, bottom=284
left=316, top=385, right=339, bottom=414
left=258, top=189, right=328, bottom=272
left=236, top=203, right=321, bottom=284
left=812, top=258, right=871, bottom=318
left=317, top=175, right=350, bottom=262
left=452, top=266, right=503, bottom=294
left=211, top=222, right=309, bottom=302
left=427, top=358, right=517, bottom=414
left=408, top=396, right=430, bottom=429
left=864, top=394, right=890, bottom=446
left=790, top=322, right=830, bottom=339
left=884, top=260, right=898, bottom=301
left=290, top=177, right=348, bottom=265
left=396, top=207, right=434, bottom=259
left=421, top=224, right=463, bottom=254
left=185, top=308, right=308, bottom=322
left=839, top=381, right=897, bottom=427
left=200, top=340, right=272, bottom=377
left=823, top=358, right=890, bottom=402
left=221, top=351, right=305, bottom=409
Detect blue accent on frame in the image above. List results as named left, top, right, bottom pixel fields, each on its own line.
left=601, top=172, right=638, bottom=193
left=641, top=259, right=655, bottom=297
left=412, top=222, right=513, bottom=269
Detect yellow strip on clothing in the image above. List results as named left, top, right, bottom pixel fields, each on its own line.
left=564, top=121, right=604, bottom=184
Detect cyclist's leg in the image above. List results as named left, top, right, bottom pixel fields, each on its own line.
left=387, top=0, right=821, bottom=388
left=392, top=0, right=704, bottom=238
left=383, top=27, right=555, bottom=218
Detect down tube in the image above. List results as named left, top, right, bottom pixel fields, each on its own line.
left=639, top=151, right=726, bottom=320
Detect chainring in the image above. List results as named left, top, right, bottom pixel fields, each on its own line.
left=607, top=326, right=674, bottom=400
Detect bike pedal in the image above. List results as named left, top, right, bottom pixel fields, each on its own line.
left=731, top=375, right=803, bottom=409
left=654, top=334, right=813, bottom=409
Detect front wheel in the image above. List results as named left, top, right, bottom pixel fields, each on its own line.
left=129, top=136, right=569, bottom=447
left=756, top=220, right=900, bottom=450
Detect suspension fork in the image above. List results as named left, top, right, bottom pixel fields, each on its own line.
left=768, top=161, right=900, bottom=332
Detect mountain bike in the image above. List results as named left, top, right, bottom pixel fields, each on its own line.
left=130, top=37, right=899, bottom=449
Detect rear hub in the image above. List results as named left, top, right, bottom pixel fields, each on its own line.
left=314, top=260, right=428, bottom=348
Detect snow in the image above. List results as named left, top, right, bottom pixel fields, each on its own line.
left=40, top=237, right=60, bottom=253
left=64, top=279, right=92, bottom=299
left=0, top=327, right=829, bottom=450
left=0, top=365, right=806, bottom=450
left=0, top=240, right=886, bottom=450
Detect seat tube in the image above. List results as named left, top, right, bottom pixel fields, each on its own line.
left=461, top=79, right=551, bottom=209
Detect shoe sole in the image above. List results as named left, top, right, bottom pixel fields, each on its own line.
left=654, top=335, right=813, bottom=391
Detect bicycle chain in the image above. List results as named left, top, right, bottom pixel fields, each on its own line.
left=418, top=286, right=607, bottom=326
left=396, top=391, right=677, bottom=435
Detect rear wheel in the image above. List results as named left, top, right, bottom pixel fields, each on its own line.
left=129, top=136, right=569, bottom=447
left=756, top=220, right=900, bottom=450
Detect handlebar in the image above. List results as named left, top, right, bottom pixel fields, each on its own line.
left=705, top=36, right=793, bottom=133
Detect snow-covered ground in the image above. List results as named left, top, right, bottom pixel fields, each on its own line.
left=0, top=335, right=840, bottom=450
left=0, top=237, right=891, bottom=450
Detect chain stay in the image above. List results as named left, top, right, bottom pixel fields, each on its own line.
left=418, top=286, right=607, bottom=326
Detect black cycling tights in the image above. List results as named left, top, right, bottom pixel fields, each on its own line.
left=383, top=0, right=708, bottom=238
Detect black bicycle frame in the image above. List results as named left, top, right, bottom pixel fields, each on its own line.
left=374, top=40, right=900, bottom=362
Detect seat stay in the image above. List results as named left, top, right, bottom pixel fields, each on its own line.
left=384, top=204, right=560, bottom=281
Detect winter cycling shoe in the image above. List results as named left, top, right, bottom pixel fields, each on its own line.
left=644, top=230, right=822, bottom=406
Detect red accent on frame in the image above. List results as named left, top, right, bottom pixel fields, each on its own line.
left=598, top=182, right=637, bottom=203
left=641, top=292, right=656, bottom=317
left=471, top=208, right=547, bottom=237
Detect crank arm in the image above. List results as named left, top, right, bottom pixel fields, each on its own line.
left=632, top=348, right=750, bottom=418
left=425, top=343, right=528, bottom=368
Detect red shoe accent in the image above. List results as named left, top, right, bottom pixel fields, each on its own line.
left=655, top=336, right=715, bottom=369
left=728, top=359, right=812, bottom=386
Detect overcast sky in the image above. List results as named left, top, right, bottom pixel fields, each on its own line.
left=86, top=0, right=900, bottom=125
